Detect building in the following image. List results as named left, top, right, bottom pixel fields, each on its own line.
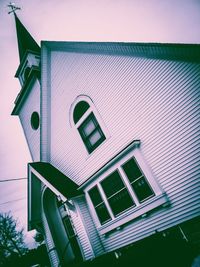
left=11, top=13, right=200, bottom=267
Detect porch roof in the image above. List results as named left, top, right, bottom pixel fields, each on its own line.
left=29, top=162, right=83, bottom=199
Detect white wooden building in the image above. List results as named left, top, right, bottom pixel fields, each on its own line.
left=12, top=13, right=200, bottom=267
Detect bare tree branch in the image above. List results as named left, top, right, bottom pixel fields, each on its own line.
left=0, top=212, right=27, bottom=262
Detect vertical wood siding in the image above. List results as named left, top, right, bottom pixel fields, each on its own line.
left=46, top=51, right=200, bottom=252
left=19, top=79, right=40, bottom=161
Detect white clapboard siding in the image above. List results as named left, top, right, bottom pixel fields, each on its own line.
left=19, top=78, right=40, bottom=161
left=43, top=49, right=199, bottom=252
left=73, top=196, right=105, bottom=257
left=48, top=52, right=199, bottom=183
left=69, top=198, right=95, bottom=260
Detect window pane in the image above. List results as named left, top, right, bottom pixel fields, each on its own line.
left=73, top=101, right=90, bottom=124
left=82, top=120, right=96, bottom=136
left=95, top=203, right=111, bottom=224
left=88, top=130, right=102, bottom=146
left=122, top=158, right=143, bottom=182
left=101, top=171, right=125, bottom=198
left=131, top=177, right=154, bottom=202
left=108, top=188, right=135, bottom=216
left=88, top=186, right=103, bottom=206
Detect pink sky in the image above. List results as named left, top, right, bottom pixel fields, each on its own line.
left=0, top=0, right=200, bottom=247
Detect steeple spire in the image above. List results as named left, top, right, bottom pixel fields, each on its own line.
left=13, top=12, right=40, bottom=62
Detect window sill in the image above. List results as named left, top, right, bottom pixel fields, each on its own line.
left=98, top=193, right=169, bottom=235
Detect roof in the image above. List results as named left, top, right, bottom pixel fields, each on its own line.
left=14, top=13, right=40, bottom=62
left=42, top=41, right=200, bottom=63
left=29, top=162, right=82, bottom=199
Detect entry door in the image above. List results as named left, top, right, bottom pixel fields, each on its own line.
left=58, top=201, right=83, bottom=263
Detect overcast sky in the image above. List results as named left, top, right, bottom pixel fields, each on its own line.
left=0, top=0, right=200, bottom=247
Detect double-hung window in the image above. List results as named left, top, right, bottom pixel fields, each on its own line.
left=73, top=100, right=106, bottom=153
left=86, top=142, right=167, bottom=232
left=78, top=112, right=106, bottom=153
left=100, top=170, right=135, bottom=216
left=89, top=157, right=154, bottom=225
left=122, top=158, right=155, bottom=203
left=88, top=186, right=111, bottom=224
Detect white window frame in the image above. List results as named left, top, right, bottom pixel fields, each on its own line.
left=70, top=95, right=109, bottom=154
left=84, top=140, right=168, bottom=235
left=18, top=60, right=29, bottom=85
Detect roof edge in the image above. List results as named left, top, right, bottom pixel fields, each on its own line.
left=41, top=41, right=200, bottom=63
left=29, top=162, right=83, bottom=199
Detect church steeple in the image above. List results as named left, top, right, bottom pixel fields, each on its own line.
left=14, top=13, right=40, bottom=62
left=11, top=5, right=41, bottom=116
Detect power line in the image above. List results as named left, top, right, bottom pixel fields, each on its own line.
left=0, top=178, right=27, bottom=182
left=0, top=197, right=26, bottom=206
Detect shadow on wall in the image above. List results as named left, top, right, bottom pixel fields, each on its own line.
left=79, top=228, right=199, bottom=267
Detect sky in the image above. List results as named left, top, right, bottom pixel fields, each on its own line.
left=0, top=0, right=200, bottom=248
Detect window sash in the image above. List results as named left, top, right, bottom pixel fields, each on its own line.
left=78, top=112, right=106, bottom=153
left=88, top=186, right=111, bottom=224
left=122, top=158, right=155, bottom=203
left=95, top=203, right=112, bottom=224
left=100, top=170, right=135, bottom=216
left=100, top=170, right=126, bottom=198
left=88, top=157, right=156, bottom=225
left=88, top=130, right=102, bottom=146
left=106, top=188, right=135, bottom=216
left=129, top=176, right=155, bottom=202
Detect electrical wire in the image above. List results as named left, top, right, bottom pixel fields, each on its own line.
left=0, top=178, right=27, bottom=182
left=0, top=197, right=26, bottom=206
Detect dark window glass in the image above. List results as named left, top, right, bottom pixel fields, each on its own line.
left=78, top=112, right=106, bottom=153
left=95, top=203, right=111, bottom=225
left=73, top=101, right=90, bottom=124
left=108, top=188, right=135, bottom=216
left=31, top=112, right=40, bottom=130
left=88, top=186, right=103, bottom=206
left=62, top=215, right=83, bottom=261
left=88, top=186, right=111, bottom=224
left=63, top=216, right=76, bottom=238
left=122, top=157, right=142, bottom=182
left=131, top=177, right=154, bottom=202
left=101, top=171, right=135, bottom=216
left=24, top=66, right=31, bottom=81
left=122, top=158, right=155, bottom=202
left=101, top=171, right=125, bottom=198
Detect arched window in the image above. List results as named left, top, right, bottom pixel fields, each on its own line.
left=73, top=100, right=106, bottom=154
left=73, top=101, right=90, bottom=124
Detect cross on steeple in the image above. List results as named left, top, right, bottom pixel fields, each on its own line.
left=7, top=2, right=21, bottom=14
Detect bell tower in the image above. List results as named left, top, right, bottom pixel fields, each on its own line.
left=11, top=5, right=41, bottom=162
left=13, top=12, right=40, bottom=87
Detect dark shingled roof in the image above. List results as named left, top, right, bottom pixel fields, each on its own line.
left=29, top=162, right=82, bottom=199
left=14, top=13, right=40, bottom=62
